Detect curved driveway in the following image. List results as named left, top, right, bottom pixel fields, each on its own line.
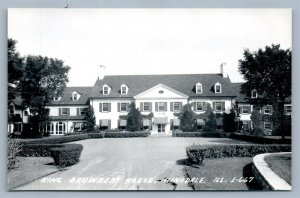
left=16, top=136, right=249, bottom=190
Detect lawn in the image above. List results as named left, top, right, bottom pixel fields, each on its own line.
left=264, top=153, right=291, bottom=185
left=186, top=157, right=263, bottom=190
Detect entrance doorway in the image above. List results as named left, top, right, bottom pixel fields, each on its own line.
left=158, top=124, right=165, bottom=133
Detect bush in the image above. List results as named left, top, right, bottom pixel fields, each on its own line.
left=87, top=132, right=105, bottom=139
left=8, top=138, right=22, bottom=170
left=186, top=144, right=291, bottom=165
left=230, top=133, right=291, bottom=144
left=20, top=134, right=88, bottom=145
left=51, top=144, right=83, bottom=167
left=19, top=144, right=65, bottom=157
left=172, top=132, right=220, bottom=138
left=104, top=131, right=150, bottom=138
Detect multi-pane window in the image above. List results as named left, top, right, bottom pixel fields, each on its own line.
left=120, top=103, right=127, bottom=112
left=196, top=83, right=202, bottom=94
left=285, top=105, right=292, bottom=114
left=263, top=106, right=271, bottom=114
left=264, top=122, right=271, bottom=130
left=242, top=106, right=250, bottom=114
left=158, top=102, right=165, bottom=111
left=215, top=83, right=221, bottom=93
left=46, top=122, right=54, bottom=134
left=251, top=90, right=258, bottom=98
left=196, top=102, right=203, bottom=111
left=102, top=103, right=109, bottom=112
left=79, top=108, right=86, bottom=115
left=103, top=86, right=109, bottom=95
left=215, top=102, right=222, bottom=111
left=173, top=102, right=181, bottom=111
left=143, top=102, right=150, bottom=111
left=56, top=122, right=66, bottom=134
left=121, top=86, right=127, bottom=95
left=61, top=108, right=68, bottom=115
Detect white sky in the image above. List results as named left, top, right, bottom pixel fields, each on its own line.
left=8, top=8, right=291, bottom=86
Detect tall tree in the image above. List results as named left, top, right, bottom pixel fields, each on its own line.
left=126, top=102, right=143, bottom=132
left=21, top=55, right=70, bottom=135
left=178, top=104, right=196, bottom=132
left=238, top=44, right=291, bottom=138
left=8, top=38, right=24, bottom=103
left=82, top=106, right=96, bottom=132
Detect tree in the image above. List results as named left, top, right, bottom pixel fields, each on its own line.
left=8, top=38, right=24, bottom=103
left=203, top=104, right=216, bottom=132
left=126, top=102, right=143, bottom=131
left=238, top=44, right=291, bottom=139
left=222, top=109, right=237, bottom=132
left=250, top=107, right=264, bottom=136
left=178, top=104, right=196, bottom=132
left=82, top=106, right=96, bottom=132
left=21, top=55, right=70, bottom=136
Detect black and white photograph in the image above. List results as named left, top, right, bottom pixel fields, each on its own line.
left=7, top=8, right=292, bottom=191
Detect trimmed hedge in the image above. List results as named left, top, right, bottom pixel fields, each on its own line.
left=20, top=134, right=89, bottom=145
left=19, top=144, right=65, bottom=157
left=51, top=144, right=83, bottom=167
left=104, top=131, right=150, bottom=138
left=172, top=132, right=221, bottom=138
left=87, top=132, right=105, bottom=139
left=186, top=144, right=291, bottom=165
left=230, top=133, right=291, bottom=144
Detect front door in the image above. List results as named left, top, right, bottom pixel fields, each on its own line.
left=158, top=124, right=165, bottom=133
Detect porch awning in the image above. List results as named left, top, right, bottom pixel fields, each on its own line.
left=153, top=117, right=168, bottom=124
left=196, top=119, right=205, bottom=126
left=143, top=119, right=150, bottom=126
left=173, top=119, right=180, bottom=126
left=120, top=119, right=127, bottom=127
left=216, top=118, right=223, bottom=126
left=101, top=119, right=108, bottom=127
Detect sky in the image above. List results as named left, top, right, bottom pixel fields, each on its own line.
left=8, top=8, right=291, bottom=87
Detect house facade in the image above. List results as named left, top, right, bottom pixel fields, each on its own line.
left=10, top=65, right=291, bottom=135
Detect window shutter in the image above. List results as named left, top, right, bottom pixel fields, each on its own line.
left=164, top=102, right=167, bottom=111
left=155, top=102, right=158, bottom=112
left=203, top=102, right=207, bottom=111
left=118, top=119, right=120, bottom=128
left=126, top=103, right=130, bottom=112
left=191, top=102, right=195, bottom=111
left=170, top=102, right=174, bottom=112
left=247, top=106, right=251, bottom=114
left=99, top=103, right=102, bottom=112
left=99, top=120, right=102, bottom=127
left=270, top=121, right=273, bottom=131
left=212, top=102, right=216, bottom=111
left=149, top=102, right=152, bottom=111
left=222, top=102, right=225, bottom=111
left=77, top=108, right=80, bottom=115
left=108, top=103, right=111, bottom=112
left=108, top=120, right=111, bottom=129
left=170, top=119, right=173, bottom=130
left=117, top=103, right=120, bottom=112
left=140, top=102, right=143, bottom=111
left=59, top=108, right=61, bottom=115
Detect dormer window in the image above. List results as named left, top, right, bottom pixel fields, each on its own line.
left=251, top=90, right=258, bottom=98
left=121, top=84, right=128, bottom=95
left=72, top=91, right=80, bottom=101
left=103, top=84, right=110, bottom=95
left=53, top=96, right=61, bottom=101
left=215, top=82, right=222, bottom=93
left=196, top=83, right=202, bottom=94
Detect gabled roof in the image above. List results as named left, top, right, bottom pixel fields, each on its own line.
left=231, top=83, right=247, bottom=103
left=90, top=74, right=238, bottom=98
left=47, top=87, right=92, bottom=106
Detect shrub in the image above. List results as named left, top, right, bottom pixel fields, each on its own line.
left=126, top=102, right=143, bottom=131
left=186, top=144, right=291, bottom=165
left=20, top=134, right=88, bottom=145
left=51, top=144, right=83, bottom=167
left=179, top=104, right=196, bottom=132
left=230, top=133, right=291, bottom=144
left=19, top=144, right=65, bottom=157
left=172, top=132, right=220, bottom=138
left=87, top=132, right=105, bottom=139
left=8, top=138, right=22, bottom=170
left=104, top=131, right=150, bottom=138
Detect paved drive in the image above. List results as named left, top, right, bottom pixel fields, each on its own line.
left=16, top=136, right=249, bottom=190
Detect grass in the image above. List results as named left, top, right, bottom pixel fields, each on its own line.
left=186, top=157, right=263, bottom=190
left=264, top=153, right=291, bottom=185
left=7, top=157, right=59, bottom=190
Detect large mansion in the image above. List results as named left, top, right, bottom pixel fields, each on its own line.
left=8, top=65, right=292, bottom=135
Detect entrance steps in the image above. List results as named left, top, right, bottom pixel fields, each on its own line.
left=149, top=133, right=172, bottom=138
